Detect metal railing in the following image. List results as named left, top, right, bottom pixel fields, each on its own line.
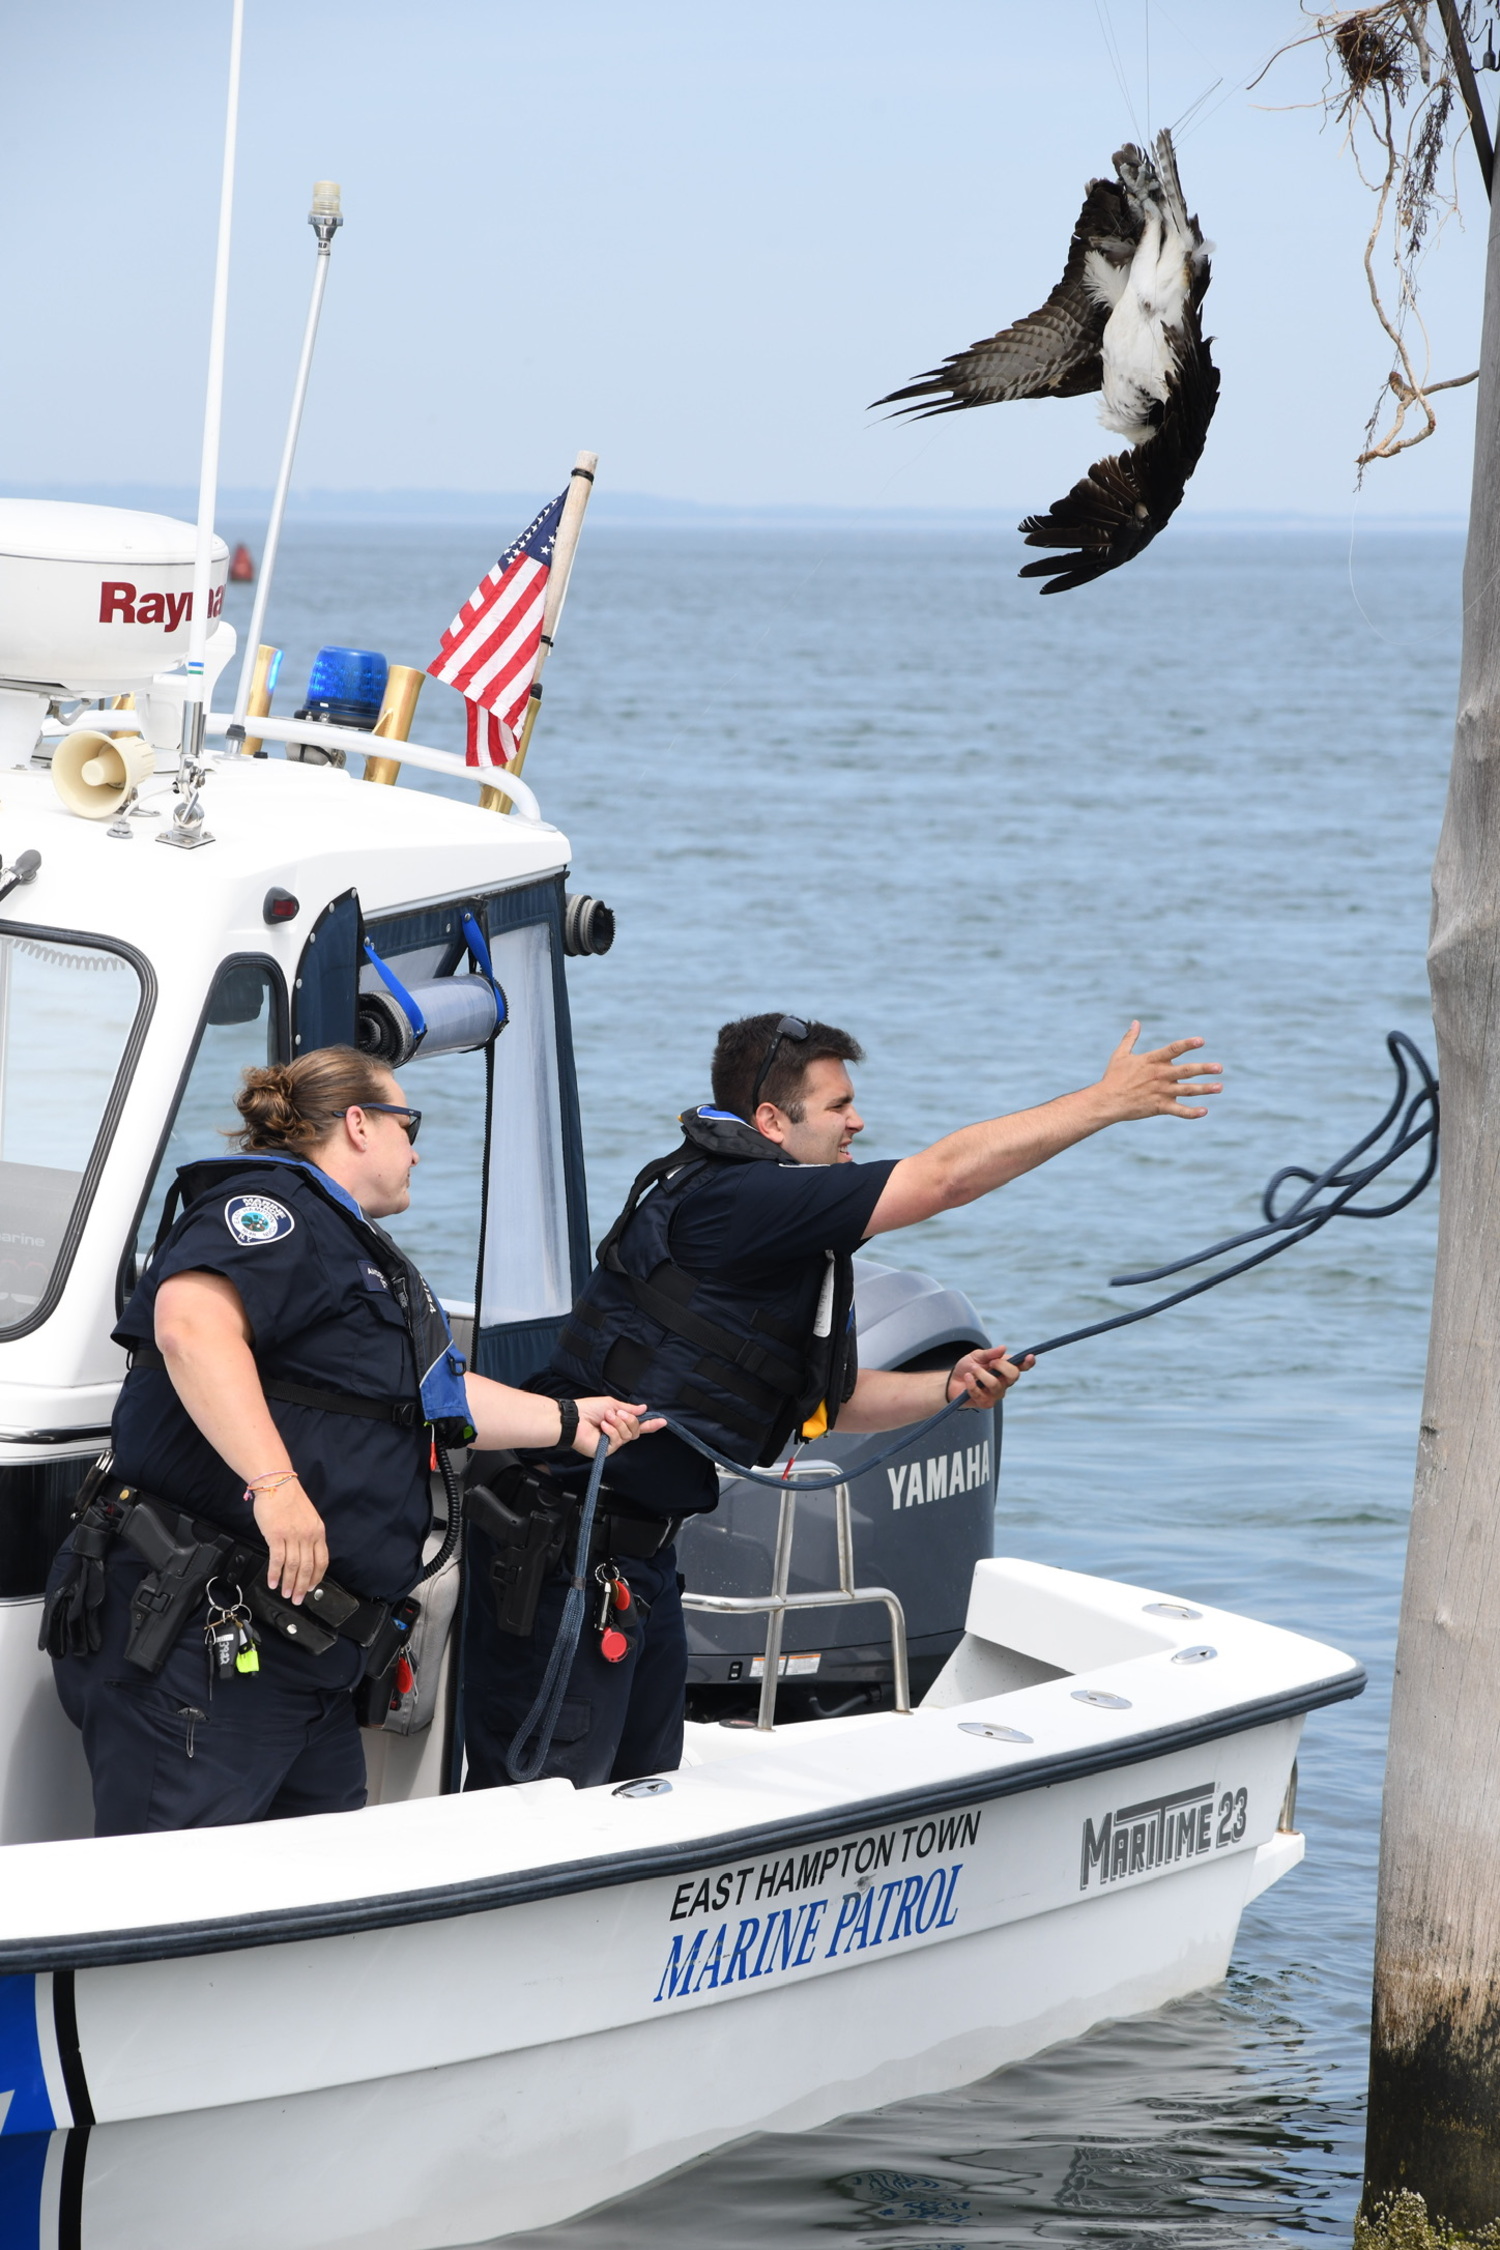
left=681, top=1463, right=910, bottom=1731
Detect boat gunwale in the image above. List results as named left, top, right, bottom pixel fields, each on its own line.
left=0, top=1663, right=1364, bottom=1973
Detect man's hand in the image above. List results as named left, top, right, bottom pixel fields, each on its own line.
left=1097, top=1022, right=1222, bottom=1121
left=253, top=1478, right=329, bottom=1604
left=866, top=1021, right=1224, bottom=1236
left=571, top=1399, right=664, bottom=1457
left=946, top=1345, right=1032, bottom=1407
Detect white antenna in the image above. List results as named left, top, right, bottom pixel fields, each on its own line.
left=165, top=0, right=244, bottom=846
left=228, top=181, right=344, bottom=735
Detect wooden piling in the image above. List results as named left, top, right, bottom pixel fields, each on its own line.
left=1364, top=147, right=1500, bottom=2232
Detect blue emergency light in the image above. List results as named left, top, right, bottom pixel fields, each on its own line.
left=298, top=646, right=388, bottom=730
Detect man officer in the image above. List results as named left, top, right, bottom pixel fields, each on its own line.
left=460, top=1012, right=1221, bottom=1791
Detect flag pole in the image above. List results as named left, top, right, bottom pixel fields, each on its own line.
left=480, top=450, right=597, bottom=815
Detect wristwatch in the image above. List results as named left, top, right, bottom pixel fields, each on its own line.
left=555, top=1397, right=580, bottom=1451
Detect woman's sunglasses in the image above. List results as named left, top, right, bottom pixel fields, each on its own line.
left=341, top=1103, right=422, bottom=1144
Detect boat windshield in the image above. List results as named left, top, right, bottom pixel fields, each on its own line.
left=0, top=931, right=144, bottom=1332
left=124, top=957, right=286, bottom=1296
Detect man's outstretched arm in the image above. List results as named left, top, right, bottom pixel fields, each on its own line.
left=865, top=1022, right=1221, bottom=1238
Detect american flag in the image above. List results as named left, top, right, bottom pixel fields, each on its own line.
left=427, top=489, right=567, bottom=768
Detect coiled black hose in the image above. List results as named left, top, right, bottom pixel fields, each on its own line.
left=1015, top=1029, right=1437, bottom=1362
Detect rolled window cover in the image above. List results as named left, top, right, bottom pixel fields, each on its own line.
left=357, top=975, right=501, bottom=1068
left=481, top=921, right=571, bottom=1325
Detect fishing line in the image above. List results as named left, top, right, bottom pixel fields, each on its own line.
left=1176, top=33, right=1298, bottom=146
left=1095, top=0, right=1145, bottom=142
left=1168, top=78, right=1224, bottom=140
left=1346, top=491, right=1385, bottom=638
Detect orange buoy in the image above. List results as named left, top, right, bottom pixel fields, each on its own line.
left=229, top=543, right=255, bottom=582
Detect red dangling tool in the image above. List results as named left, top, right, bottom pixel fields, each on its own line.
left=596, top=1568, right=632, bottom=1662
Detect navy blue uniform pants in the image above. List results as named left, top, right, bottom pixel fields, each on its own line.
left=462, top=1531, right=686, bottom=1790
left=48, top=1547, right=367, bottom=1836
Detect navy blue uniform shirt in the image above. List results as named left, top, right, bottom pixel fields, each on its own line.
left=535, top=1155, right=899, bottom=1518
left=111, top=1160, right=431, bottom=1605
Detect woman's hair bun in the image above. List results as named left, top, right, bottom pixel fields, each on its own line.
left=229, top=1046, right=392, bottom=1154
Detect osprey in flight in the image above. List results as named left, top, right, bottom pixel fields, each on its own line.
left=874, top=131, right=1217, bottom=595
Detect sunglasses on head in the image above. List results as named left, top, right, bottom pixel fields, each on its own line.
left=750, top=1015, right=810, bottom=1113
left=342, top=1102, right=422, bottom=1144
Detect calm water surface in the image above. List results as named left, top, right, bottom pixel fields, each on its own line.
left=226, top=516, right=1457, bottom=2246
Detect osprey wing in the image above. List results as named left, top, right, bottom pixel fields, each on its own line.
left=873, top=176, right=1137, bottom=418
left=1016, top=314, right=1219, bottom=593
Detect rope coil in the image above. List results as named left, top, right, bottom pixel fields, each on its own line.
left=1017, top=1030, right=1437, bottom=1361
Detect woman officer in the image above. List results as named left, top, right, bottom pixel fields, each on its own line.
left=45, top=1045, right=650, bottom=1837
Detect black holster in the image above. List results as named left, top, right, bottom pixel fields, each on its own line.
left=352, top=1595, right=423, bottom=1726
left=465, top=1460, right=577, bottom=1638
left=119, top=1499, right=238, bottom=1674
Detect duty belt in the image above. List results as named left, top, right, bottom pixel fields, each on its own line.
left=593, top=1508, right=681, bottom=1562
left=40, top=1475, right=399, bottom=1676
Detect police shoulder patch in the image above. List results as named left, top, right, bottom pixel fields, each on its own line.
left=225, top=1194, right=296, bottom=1246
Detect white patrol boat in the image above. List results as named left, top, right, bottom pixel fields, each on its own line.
left=0, top=490, right=1364, bottom=2250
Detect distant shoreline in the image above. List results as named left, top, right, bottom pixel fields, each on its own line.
left=0, top=482, right=1467, bottom=534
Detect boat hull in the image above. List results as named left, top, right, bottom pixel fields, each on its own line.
left=6, top=1711, right=1307, bottom=2248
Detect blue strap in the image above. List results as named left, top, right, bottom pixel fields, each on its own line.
left=363, top=939, right=427, bottom=1042
left=460, top=913, right=506, bottom=1012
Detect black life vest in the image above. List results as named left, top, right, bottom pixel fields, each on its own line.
left=151, top=1155, right=475, bottom=1446
left=550, top=1106, right=858, bottom=1468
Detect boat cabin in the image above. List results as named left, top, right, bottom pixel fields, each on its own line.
left=0, top=499, right=998, bottom=1839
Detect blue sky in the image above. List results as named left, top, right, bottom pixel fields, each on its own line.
left=1, top=2, right=1489, bottom=517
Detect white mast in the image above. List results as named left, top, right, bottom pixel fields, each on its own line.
left=228, top=181, right=344, bottom=736
left=164, top=0, right=244, bottom=846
